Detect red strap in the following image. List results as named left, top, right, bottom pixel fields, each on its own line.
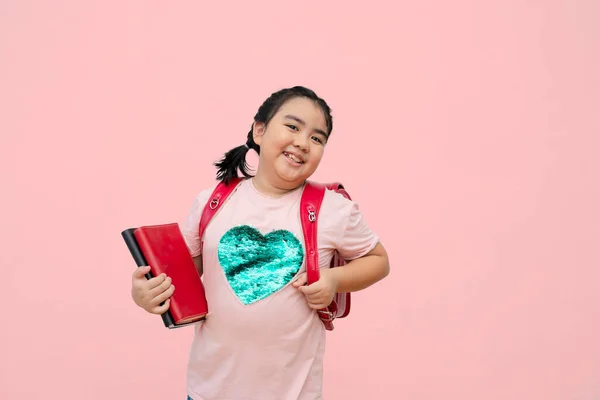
left=299, top=181, right=326, bottom=285
left=325, top=182, right=351, bottom=201
left=199, top=177, right=242, bottom=251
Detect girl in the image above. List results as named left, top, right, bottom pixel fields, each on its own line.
left=130, top=86, right=390, bottom=400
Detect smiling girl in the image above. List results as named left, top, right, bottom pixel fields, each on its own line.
left=130, top=86, right=390, bottom=400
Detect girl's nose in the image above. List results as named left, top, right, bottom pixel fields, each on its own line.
left=293, top=135, right=309, bottom=152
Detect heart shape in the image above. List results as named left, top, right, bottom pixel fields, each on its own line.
left=217, top=225, right=304, bottom=305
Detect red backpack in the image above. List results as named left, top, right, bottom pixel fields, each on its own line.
left=198, top=177, right=352, bottom=331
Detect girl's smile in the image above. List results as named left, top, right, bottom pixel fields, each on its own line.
left=282, top=150, right=305, bottom=165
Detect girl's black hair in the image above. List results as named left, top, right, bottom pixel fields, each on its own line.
left=213, top=86, right=333, bottom=185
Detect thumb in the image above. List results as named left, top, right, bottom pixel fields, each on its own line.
left=292, top=273, right=307, bottom=288
left=298, top=281, right=320, bottom=295
left=133, top=266, right=151, bottom=279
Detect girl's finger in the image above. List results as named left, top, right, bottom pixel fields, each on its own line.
left=299, top=284, right=321, bottom=295
left=149, top=276, right=172, bottom=297
left=292, top=273, right=307, bottom=287
left=150, top=298, right=170, bottom=314
left=132, top=266, right=151, bottom=280
left=152, top=284, right=175, bottom=306
left=307, top=300, right=325, bottom=309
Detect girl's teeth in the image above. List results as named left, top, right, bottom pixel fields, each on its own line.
left=286, top=153, right=302, bottom=163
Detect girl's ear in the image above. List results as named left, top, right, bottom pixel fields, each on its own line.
left=253, top=122, right=265, bottom=145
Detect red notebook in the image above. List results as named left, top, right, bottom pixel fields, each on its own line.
left=121, top=223, right=208, bottom=329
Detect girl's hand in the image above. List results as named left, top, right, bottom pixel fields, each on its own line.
left=131, top=266, right=175, bottom=314
left=292, top=269, right=338, bottom=310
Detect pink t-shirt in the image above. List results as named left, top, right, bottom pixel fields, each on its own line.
left=180, top=178, right=380, bottom=400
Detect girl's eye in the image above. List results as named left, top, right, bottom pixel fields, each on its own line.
left=286, top=124, right=298, bottom=131
left=311, top=136, right=324, bottom=144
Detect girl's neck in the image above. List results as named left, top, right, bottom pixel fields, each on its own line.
left=250, top=174, right=303, bottom=198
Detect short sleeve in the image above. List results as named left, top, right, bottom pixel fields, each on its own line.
left=180, top=186, right=215, bottom=257
left=336, top=201, right=380, bottom=261
left=319, top=190, right=380, bottom=261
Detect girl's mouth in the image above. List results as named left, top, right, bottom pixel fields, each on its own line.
left=283, top=151, right=305, bottom=164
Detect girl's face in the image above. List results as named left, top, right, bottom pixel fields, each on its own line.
left=253, top=97, right=329, bottom=192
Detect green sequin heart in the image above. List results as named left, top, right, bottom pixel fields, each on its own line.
left=217, top=225, right=304, bottom=305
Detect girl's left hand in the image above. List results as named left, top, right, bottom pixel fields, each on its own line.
left=292, top=269, right=338, bottom=310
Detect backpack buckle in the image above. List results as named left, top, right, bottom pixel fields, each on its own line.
left=317, top=309, right=334, bottom=321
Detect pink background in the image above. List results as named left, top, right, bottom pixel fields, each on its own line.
left=1, top=1, right=599, bottom=399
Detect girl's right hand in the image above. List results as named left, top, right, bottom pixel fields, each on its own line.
left=131, top=266, right=175, bottom=314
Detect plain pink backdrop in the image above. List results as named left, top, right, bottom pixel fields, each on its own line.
left=1, top=1, right=599, bottom=399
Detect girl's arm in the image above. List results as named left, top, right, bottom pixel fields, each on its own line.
left=330, top=242, right=390, bottom=293
left=294, top=242, right=390, bottom=309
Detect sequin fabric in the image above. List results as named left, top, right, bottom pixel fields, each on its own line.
left=217, top=225, right=304, bottom=305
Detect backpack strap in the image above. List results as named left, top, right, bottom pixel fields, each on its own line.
left=199, top=177, right=243, bottom=252
left=300, top=181, right=338, bottom=330
left=325, top=182, right=351, bottom=201
left=300, top=181, right=326, bottom=285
